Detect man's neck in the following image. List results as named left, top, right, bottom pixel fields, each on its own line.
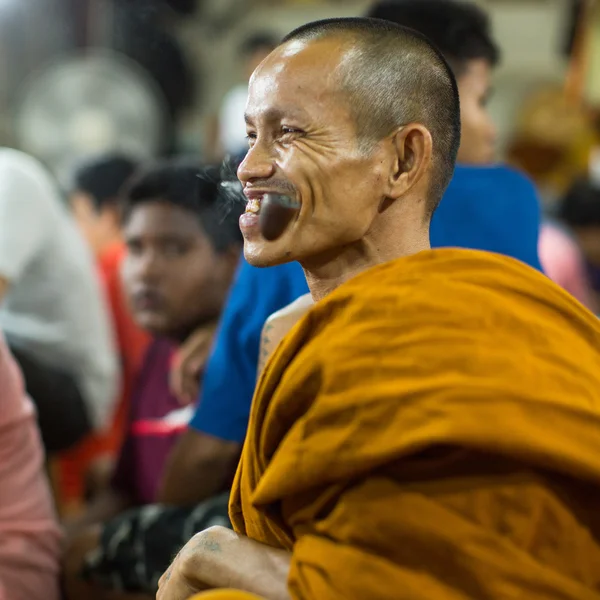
left=302, top=221, right=431, bottom=302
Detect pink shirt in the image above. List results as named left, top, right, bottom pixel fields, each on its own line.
left=539, top=223, right=597, bottom=311
left=0, top=334, right=62, bottom=600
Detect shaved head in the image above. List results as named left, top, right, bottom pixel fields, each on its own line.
left=282, top=17, right=461, bottom=211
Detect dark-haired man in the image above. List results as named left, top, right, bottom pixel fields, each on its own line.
left=63, top=162, right=243, bottom=600
left=160, top=0, right=543, bottom=512
left=158, top=18, right=600, bottom=600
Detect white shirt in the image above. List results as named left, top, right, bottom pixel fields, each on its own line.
left=0, top=148, right=118, bottom=430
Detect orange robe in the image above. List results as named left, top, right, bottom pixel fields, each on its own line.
left=226, top=249, right=600, bottom=599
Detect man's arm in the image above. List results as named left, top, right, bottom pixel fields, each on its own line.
left=157, top=526, right=291, bottom=600
left=157, top=429, right=241, bottom=506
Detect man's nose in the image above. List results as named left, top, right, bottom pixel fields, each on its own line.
left=237, top=140, right=276, bottom=185
left=133, top=250, right=163, bottom=283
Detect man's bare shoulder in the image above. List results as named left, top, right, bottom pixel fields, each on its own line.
left=258, top=294, right=314, bottom=375
left=267, top=293, right=314, bottom=326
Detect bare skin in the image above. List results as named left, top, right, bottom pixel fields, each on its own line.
left=157, top=527, right=290, bottom=600
left=158, top=430, right=241, bottom=507
left=169, top=321, right=218, bottom=405
left=455, top=58, right=497, bottom=165
left=257, top=293, right=313, bottom=375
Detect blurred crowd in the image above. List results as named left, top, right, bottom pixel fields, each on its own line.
left=0, top=1, right=599, bottom=600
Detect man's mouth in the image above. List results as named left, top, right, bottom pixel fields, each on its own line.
left=245, top=197, right=262, bottom=215
left=133, top=289, right=164, bottom=311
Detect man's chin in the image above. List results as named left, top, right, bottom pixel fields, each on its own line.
left=243, top=242, right=294, bottom=269
left=134, top=312, right=170, bottom=337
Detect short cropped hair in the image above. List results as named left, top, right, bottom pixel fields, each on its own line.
left=73, top=154, right=139, bottom=210
left=282, top=17, right=461, bottom=212
left=559, top=177, right=600, bottom=228
left=121, top=160, right=244, bottom=253
left=366, top=0, right=500, bottom=77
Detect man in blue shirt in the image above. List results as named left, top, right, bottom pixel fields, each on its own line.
left=158, top=0, right=543, bottom=507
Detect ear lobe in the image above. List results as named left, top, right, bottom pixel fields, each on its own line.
left=388, top=124, right=433, bottom=200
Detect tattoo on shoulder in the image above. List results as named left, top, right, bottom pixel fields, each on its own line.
left=194, top=537, right=222, bottom=553
left=258, top=322, right=275, bottom=374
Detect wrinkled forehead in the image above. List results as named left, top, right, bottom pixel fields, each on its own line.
left=246, top=39, right=351, bottom=125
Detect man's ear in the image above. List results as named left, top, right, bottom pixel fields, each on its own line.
left=386, top=123, right=433, bottom=201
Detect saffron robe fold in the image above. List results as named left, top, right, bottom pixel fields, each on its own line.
left=229, top=249, right=600, bottom=599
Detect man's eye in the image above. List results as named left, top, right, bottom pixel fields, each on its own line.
left=126, top=240, right=142, bottom=255
left=163, top=242, right=188, bottom=257
left=282, top=127, right=299, bottom=135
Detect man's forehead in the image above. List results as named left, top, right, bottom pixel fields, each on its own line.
left=126, top=203, right=200, bottom=235
left=247, top=38, right=346, bottom=120
left=260, top=37, right=345, bottom=77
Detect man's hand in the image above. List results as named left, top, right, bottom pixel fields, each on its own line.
left=170, top=322, right=218, bottom=404
left=157, top=547, right=209, bottom=600
left=157, top=529, right=222, bottom=600
left=157, top=527, right=291, bottom=600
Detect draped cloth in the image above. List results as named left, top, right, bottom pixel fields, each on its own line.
left=228, top=249, right=600, bottom=599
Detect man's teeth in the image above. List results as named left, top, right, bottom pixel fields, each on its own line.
left=246, top=198, right=261, bottom=214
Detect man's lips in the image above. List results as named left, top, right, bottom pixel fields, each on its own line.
left=243, top=188, right=269, bottom=200
left=132, top=289, right=165, bottom=310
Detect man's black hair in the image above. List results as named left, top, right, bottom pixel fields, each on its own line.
left=366, top=0, right=500, bottom=77
left=121, top=160, right=244, bottom=253
left=559, top=177, right=600, bottom=228
left=282, top=17, right=461, bottom=212
left=239, top=32, right=279, bottom=58
left=73, top=154, right=139, bottom=210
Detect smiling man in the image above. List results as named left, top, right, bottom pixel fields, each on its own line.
left=158, top=18, right=600, bottom=600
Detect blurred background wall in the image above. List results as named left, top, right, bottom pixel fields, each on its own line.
left=0, top=0, right=595, bottom=195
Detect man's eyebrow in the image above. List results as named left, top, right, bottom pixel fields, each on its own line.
left=245, top=107, right=306, bottom=125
